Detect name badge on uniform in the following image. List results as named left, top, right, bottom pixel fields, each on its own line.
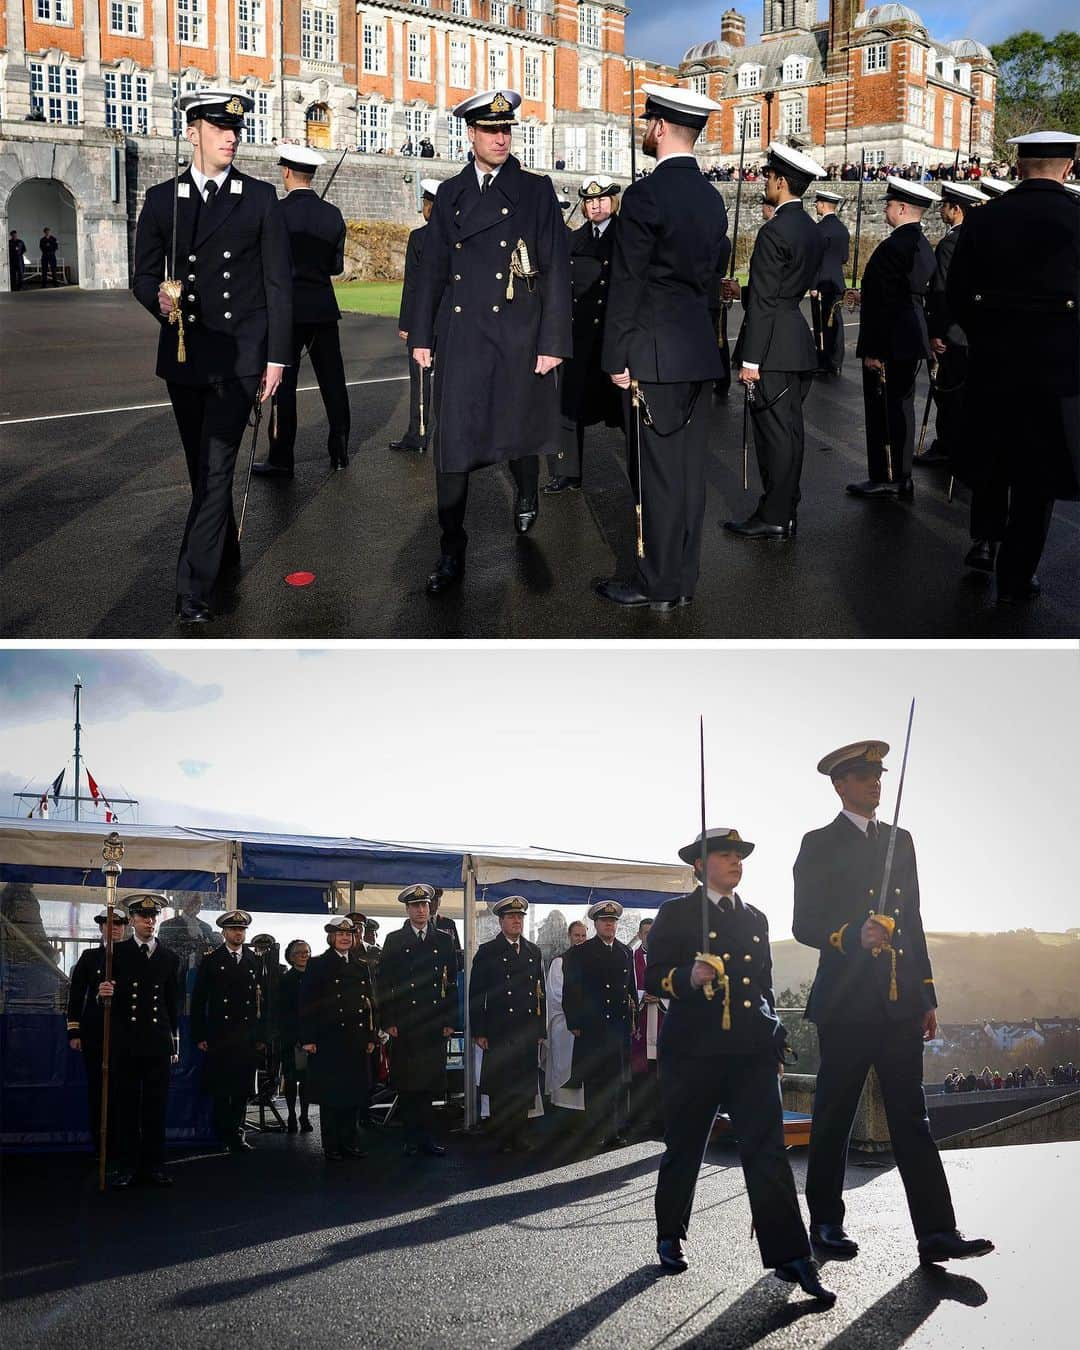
left=230, top=179, right=243, bottom=195
left=177, top=183, right=191, bottom=199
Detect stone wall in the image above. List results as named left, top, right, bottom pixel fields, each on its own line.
left=939, top=1090, right=1080, bottom=1149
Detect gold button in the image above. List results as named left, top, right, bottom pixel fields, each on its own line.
left=187, top=274, right=195, bottom=281
left=600, top=279, right=606, bottom=286
left=500, top=207, right=508, bottom=214
left=223, top=271, right=230, bottom=279
left=223, top=251, right=231, bottom=259
left=752, top=935, right=760, bottom=943
left=223, top=291, right=230, bottom=299
left=744, top=954, right=751, bottom=962
left=224, top=311, right=231, bottom=319
left=188, top=254, right=196, bottom=262
left=500, top=240, right=507, bottom=246
left=723, top=953, right=731, bottom=961
left=187, top=293, right=195, bottom=302
left=742, top=977, right=750, bottom=985
left=455, top=242, right=462, bottom=250
left=743, top=1000, right=752, bottom=1008
left=454, top=273, right=461, bottom=281
left=492, top=304, right=499, bottom=312
left=593, top=318, right=600, bottom=324
left=894, top=888, right=901, bottom=895
left=496, top=272, right=503, bottom=279
left=708, top=931, right=717, bottom=939
left=454, top=305, right=462, bottom=313
left=898, top=949, right=904, bottom=956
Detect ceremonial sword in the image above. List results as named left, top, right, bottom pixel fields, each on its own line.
left=916, top=359, right=937, bottom=457
left=630, top=379, right=645, bottom=558
left=879, top=699, right=916, bottom=908
left=237, top=386, right=264, bottom=540
left=695, top=718, right=730, bottom=1022
left=845, top=150, right=867, bottom=312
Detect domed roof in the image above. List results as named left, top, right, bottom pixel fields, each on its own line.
left=682, top=39, right=734, bottom=64
left=853, top=4, right=924, bottom=29
left=949, top=38, right=993, bottom=61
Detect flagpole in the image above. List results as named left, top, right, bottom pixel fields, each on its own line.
left=73, top=675, right=83, bottom=822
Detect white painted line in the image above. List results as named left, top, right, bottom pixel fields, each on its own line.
left=0, top=374, right=409, bottom=427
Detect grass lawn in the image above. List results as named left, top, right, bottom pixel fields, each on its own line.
left=334, top=280, right=403, bottom=317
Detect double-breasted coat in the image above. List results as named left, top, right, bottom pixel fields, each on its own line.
left=377, top=923, right=457, bottom=1093
left=792, top=813, right=936, bottom=1025
left=108, top=940, right=182, bottom=1060
left=190, top=945, right=267, bottom=1095
left=469, top=933, right=546, bottom=1102
left=561, top=219, right=623, bottom=427
left=561, top=935, right=637, bottom=1088
left=408, top=154, right=573, bottom=472
left=299, top=949, right=376, bottom=1108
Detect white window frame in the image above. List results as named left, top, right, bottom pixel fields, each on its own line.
left=733, top=103, right=761, bottom=145
left=242, top=89, right=272, bottom=144
left=357, top=101, right=390, bottom=154
left=362, top=19, right=387, bottom=76
left=408, top=30, right=430, bottom=82
left=449, top=36, right=471, bottom=89
left=924, top=86, right=936, bottom=134
left=580, top=59, right=601, bottom=110
left=599, top=124, right=622, bottom=176
left=907, top=85, right=923, bottom=127
left=980, top=109, right=992, bottom=145
left=108, top=1, right=142, bottom=36
left=35, top=0, right=73, bottom=23
left=446, top=111, right=468, bottom=161
left=176, top=0, right=207, bottom=47
left=909, top=43, right=923, bottom=75
left=578, top=3, right=601, bottom=49
left=301, top=3, right=337, bottom=63
left=450, top=0, right=470, bottom=14
left=490, top=0, right=506, bottom=24
left=171, top=75, right=199, bottom=135
left=523, top=52, right=541, bottom=101
left=866, top=148, right=887, bottom=167
left=31, top=60, right=81, bottom=124
left=737, top=64, right=762, bottom=92
left=488, top=42, right=508, bottom=90
left=943, top=97, right=954, bottom=146
left=236, top=0, right=265, bottom=57
left=689, top=74, right=707, bottom=97
left=105, top=71, right=149, bottom=133
left=526, top=1, right=543, bottom=35
left=564, top=125, right=587, bottom=172
left=519, top=122, right=542, bottom=169
left=780, top=97, right=804, bottom=138
left=404, top=106, right=432, bottom=144
left=863, top=43, right=889, bottom=74
left=781, top=56, right=806, bottom=84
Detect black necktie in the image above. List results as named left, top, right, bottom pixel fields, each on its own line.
left=866, top=820, right=879, bottom=842
left=512, top=943, right=519, bottom=955
left=140, top=944, right=150, bottom=961
left=204, top=180, right=219, bottom=210
left=593, top=225, right=601, bottom=241
left=481, top=173, right=492, bottom=195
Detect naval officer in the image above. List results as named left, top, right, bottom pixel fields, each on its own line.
left=408, top=89, right=572, bottom=596
left=132, top=88, right=293, bottom=626
left=810, top=187, right=850, bottom=376
left=391, top=178, right=441, bottom=454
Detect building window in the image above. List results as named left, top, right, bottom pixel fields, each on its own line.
left=357, top=102, right=389, bottom=153
left=301, top=4, right=337, bottom=62
left=780, top=98, right=804, bottom=137
left=523, top=52, right=541, bottom=101
left=689, top=74, right=707, bottom=97
left=241, top=89, right=272, bottom=144
left=907, top=85, right=923, bottom=127
left=30, top=61, right=81, bottom=124
left=236, top=0, right=264, bottom=56
left=866, top=148, right=887, bottom=166
left=909, top=42, right=923, bottom=75
left=960, top=100, right=971, bottom=145
left=980, top=109, right=992, bottom=145
left=863, top=43, right=888, bottom=74
left=109, top=1, right=142, bottom=34
left=599, top=124, right=622, bottom=175
left=451, top=0, right=470, bottom=14
left=105, top=71, right=149, bottom=133
left=925, top=86, right=936, bottom=134
left=781, top=56, right=806, bottom=84
left=447, top=112, right=468, bottom=160
left=519, top=123, right=542, bottom=168
left=737, top=64, right=761, bottom=91
left=404, top=107, right=432, bottom=145
left=943, top=97, right=954, bottom=146
left=733, top=103, right=761, bottom=146
left=171, top=76, right=199, bottom=134
left=408, top=30, right=430, bottom=82
left=580, top=60, right=600, bottom=109
left=564, top=125, right=587, bottom=172
left=489, top=43, right=508, bottom=89
left=578, top=3, right=600, bottom=49
left=176, top=0, right=207, bottom=46
left=526, top=0, right=543, bottom=34
left=412, top=0, right=431, bottom=7
left=34, top=0, right=72, bottom=22
left=363, top=20, right=387, bottom=75
left=490, top=0, right=506, bottom=23
left=450, top=37, right=470, bottom=88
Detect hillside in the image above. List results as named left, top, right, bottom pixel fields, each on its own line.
left=771, top=930, right=1080, bottom=1021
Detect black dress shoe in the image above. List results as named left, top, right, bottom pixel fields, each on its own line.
left=426, top=555, right=465, bottom=596
left=422, top=1140, right=447, bottom=1157
left=176, top=596, right=212, bottom=626
left=111, top=1171, right=138, bottom=1189
left=251, top=461, right=294, bottom=479
left=723, top=514, right=795, bottom=540
left=514, top=494, right=539, bottom=534
left=594, top=578, right=650, bottom=608
left=146, top=1169, right=173, bottom=1187
left=846, top=478, right=914, bottom=501
left=810, top=1223, right=859, bottom=1256
left=774, top=1257, right=836, bottom=1304
left=603, top=1133, right=630, bottom=1149
left=331, top=453, right=349, bottom=471
left=542, top=475, right=582, bottom=494
left=342, top=1146, right=368, bottom=1160
left=229, top=1138, right=255, bottom=1153
left=918, top=1230, right=995, bottom=1264
left=657, top=1238, right=688, bottom=1273
left=300, top=1117, right=313, bottom=1133
left=912, top=448, right=949, bottom=468
left=389, top=438, right=423, bottom=452
left=964, top=540, right=998, bottom=572
left=996, top=574, right=1040, bottom=605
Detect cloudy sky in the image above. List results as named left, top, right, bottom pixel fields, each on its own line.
left=2, top=647, right=1077, bottom=940
left=627, top=0, right=1073, bottom=71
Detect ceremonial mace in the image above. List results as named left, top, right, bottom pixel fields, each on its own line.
left=916, top=359, right=937, bottom=457
left=161, top=47, right=187, bottom=361
left=630, top=379, right=645, bottom=557
left=695, top=718, right=730, bottom=1026
left=871, top=700, right=916, bottom=1003
left=98, top=831, right=125, bottom=1192
left=720, top=116, right=749, bottom=355
left=844, top=150, right=867, bottom=313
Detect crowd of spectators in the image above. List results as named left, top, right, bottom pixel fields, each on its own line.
left=942, top=1062, right=1078, bottom=1092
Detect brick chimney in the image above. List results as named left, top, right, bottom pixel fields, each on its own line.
left=721, top=9, right=746, bottom=47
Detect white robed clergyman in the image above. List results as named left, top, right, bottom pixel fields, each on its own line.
left=543, top=952, right=584, bottom=1111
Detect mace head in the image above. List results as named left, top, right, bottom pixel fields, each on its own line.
left=102, top=831, right=125, bottom=866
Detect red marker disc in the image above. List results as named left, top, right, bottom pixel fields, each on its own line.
left=285, top=571, right=316, bottom=587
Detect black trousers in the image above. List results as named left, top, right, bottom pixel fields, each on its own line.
left=41, top=255, right=59, bottom=285
left=749, top=370, right=814, bottom=525
left=282, top=1062, right=310, bottom=1121
left=654, top=1049, right=809, bottom=1269
left=816, top=284, right=845, bottom=374
left=11, top=262, right=24, bottom=291
left=931, top=343, right=967, bottom=459
left=319, top=1103, right=359, bottom=1155
left=168, top=375, right=259, bottom=602
left=488, top=1089, right=534, bottom=1145
left=267, top=322, right=350, bottom=468
left=861, top=359, right=920, bottom=482
left=399, top=357, right=433, bottom=451
left=632, top=380, right=708, bottom=603
left=806, top=1018, right=956, bottom=1239
left=114, top=1052, right=171, bottom=1173
left=211, top=1091, right=248, bottom=1144
left=970, top=484, right=1055, bottom=585
left=582, top=1072, right=628, bottom=1143
left=435, top=456, right=538, bottom=559
left=397, top=1089, right=438, bottom=1146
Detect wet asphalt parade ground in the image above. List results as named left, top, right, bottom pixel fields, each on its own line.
left=2, top=288, right=1077, bottom=639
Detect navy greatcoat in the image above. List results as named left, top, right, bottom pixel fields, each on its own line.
left=408, top=155, right=572, bottom=473
left=299, top=949, right=376, bottom=1108
left=190, top=945, right=266, bottom=1095
left=469, top=933, right=546, bottom=1103
left=561, top=934, right=637, bottom=1088
left=561, top=219, right=623, bottom=427
left=377, top=922, right=457, bottom=1093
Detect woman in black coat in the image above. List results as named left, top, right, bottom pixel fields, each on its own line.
left=279, top=940, right=312, bottom=1133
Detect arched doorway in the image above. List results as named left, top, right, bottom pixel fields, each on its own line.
left=7, top=178, right=78, bottom=286
left=306, top=103, right=331, bottom=150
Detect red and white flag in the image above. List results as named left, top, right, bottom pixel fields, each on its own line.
left=87, top=770, right=101, bottom=804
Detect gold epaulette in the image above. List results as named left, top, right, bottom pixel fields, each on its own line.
left=829, top=923, right=848, bottom=953
left=66, top=1020, right=80, bottom=1031
left=923, top=978, right=935, bottom=985
left=660, top=968, right=677, bottom=999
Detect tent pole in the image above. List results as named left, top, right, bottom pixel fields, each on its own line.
left=227, top=843, right=239, bottom=908
left=463, top=855, right=477, bottom=1129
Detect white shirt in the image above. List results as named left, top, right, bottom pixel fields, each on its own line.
left=189, top=164, right=231, bottom=204
left=410, top=924, right=429, bottom=941
left=706, top=887, right=737, bottom=908
left=591, top=218, right=612, bottom=237
left=841, top=809, right=878, bottom=834
left=134, top=937, right=157, bottom=956
left=474, top=163, right=502, bottom=192
left=655, top=152, right=698, bottom=166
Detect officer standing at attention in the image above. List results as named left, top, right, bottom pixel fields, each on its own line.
left=96, top=895, right=181, bottom=1189
left=378, top=885, right=457, bottom=1156
left=391, top=179, right=440, bottom=454
left=597, top=83, right=728, bottom=612
left=810, top=188, right=849, bottom=377
left=645, top=829, right=832, bottom=1301
left=561, top=898, right=637, bottom=1150
left=793, top=741, right=994, bottom=1266
left=469, top=896, right=547, bottom=1153
left=300, top=916, right=377, bottom=1161
left=253, top=145, right=350, bottom=477
left=947, top=130, right=1080, bottom=605
left=543, top=177, right=625, bottom=495
left=67, top=906, right=129, bottom=1156
left=190, top=909, right=267, bottom=1153
left=846, top=176, right=939, bottom=502
left=724, top=142, right=825, bottom=541
left=132, top=88, right=292, bottom=627
left=39, top=226, right=60, bottom=286
left=409, top=89, right=572, bottom=596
